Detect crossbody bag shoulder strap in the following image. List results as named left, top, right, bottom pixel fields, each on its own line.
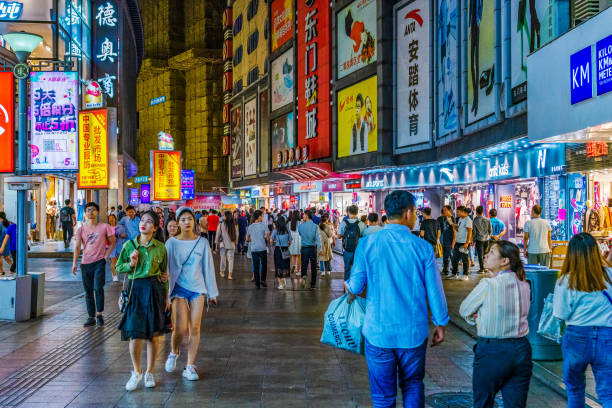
left=181, top=237, right=202, bottom=269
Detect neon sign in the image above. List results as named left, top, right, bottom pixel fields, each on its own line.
left=0, top=2, right=23, bottom=20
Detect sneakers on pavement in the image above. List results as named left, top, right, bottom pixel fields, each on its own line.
left=277, top=283, right=285, bottom=290
left=125, top=371, right=142, bottom=391
left=462, top=275, right=470, bottom=281
left=183, top=365, right=199, bottom=381
left=96, top=315, right=104, bottom=326
left=83, top=317, right=96, bottom=327
left=165, top=352, right=179, bottom=373
left=144, top=372, right=155, bottom=388
left=112, top=275, right=119, bottom=282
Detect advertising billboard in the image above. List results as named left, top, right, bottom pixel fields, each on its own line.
left=396, top=0, right=431, bottom=149
left=297, top=0, right=331, bottom=160
left=0, top=72, right=13, bottom=173
left=244, top=98, right=257, bottom=176
left=271, top=47, right=294, bottom=111
left=271, top=0, right=293, bottom=52
left=260, top=90, right=270, bottom=173
left=93, top=0, right=119, bottom=106
left=30, top=71, right=79, bottom=171
left=186, top=194, right=222, bottom=210
left=336, top=0, right=377, bottom=79
left=151, top=150, right=181, bottom=201
left=181, top=169, right=195, bottom=200
left=337, top=75, right=377, bottom=158
left=78, top=109, right=109, bottom=188
left=467, top=0, right=495, bottom=124
left=129, top=188, right=139, bottom=205
left=437, top=0, right=458, bottom=138
left=140, top=184, right=151, bottom=204
left=231, top=105, right=243, bottom=179
left=271, top=112, right=295, bottom=168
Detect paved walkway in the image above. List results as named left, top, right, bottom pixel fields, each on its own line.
left=0, top=252, right=574, bottom=407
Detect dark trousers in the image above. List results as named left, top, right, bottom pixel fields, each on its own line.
left=473, top=337, right=532, bottom=408
left=343, top=250, right=355, bottom=281
left=442, top=245, right=453, bottom=274
left=475, top=240, right=488, bottom=272
left=81, top=259, right=106, bottom=317
left=238, top=231, right=246, bottom=253
left=300, top=246, right=317, bottom=287
left=62, top=222, right=73, bottom=247
left=208, top=230, right=216, bottom=251
left=252, top=250, right=267, bottom=286
left=10, top=250, right=16, bottom=273
left=452, top=244, right=469, bottom=276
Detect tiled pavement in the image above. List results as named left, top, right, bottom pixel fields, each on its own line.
left=0, top=251, right=573, bottom=407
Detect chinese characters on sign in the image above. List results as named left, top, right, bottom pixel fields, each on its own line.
left=396, top=0, right=430, bottom=149
left=181, top=169, right=195, bottom=200
left=271, top=0, right=293, bottom=52
left=0, top=72, right=13, bottom=173
left=95, top=2, right=117, bottom=27
left=93, top=0, right=119, bottom=106
left=78, top=109, right=109, bottom=188
left=151, top=151, right=181, bottom=201
left=337, top=76, right=378, bottom=157
left=586, top=142, right=608, bottom=158
left=0, top=1, right=22, bottom=20
left=30, top=71, right=79, bottom=171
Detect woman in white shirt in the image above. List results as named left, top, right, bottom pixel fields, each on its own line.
left=288, top=212, right=302, bottom=283
left=164, top=207, right=219, bottom=381
left=553, top=233, right=612, bottom=408
left=215, top=211, right=237, bottom=279
left=460, top=241, right=532, bottom=408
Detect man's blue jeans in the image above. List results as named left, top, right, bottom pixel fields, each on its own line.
left=364, top=338, right=427, bottom=408
left=562, top=325, right=612, bottom=408
left=343, top=250, right=355, bottom=281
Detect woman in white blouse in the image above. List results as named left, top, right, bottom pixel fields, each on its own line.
left=553, top=233, right=612, bottom=408
left=460, top=240, right=532, bottom=408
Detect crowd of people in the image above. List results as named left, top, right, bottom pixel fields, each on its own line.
left=63, top=197, right=611, bottom=408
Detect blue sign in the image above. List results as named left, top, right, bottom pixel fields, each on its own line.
left=140, top=184, right=151, bottom=204
left=134, top=176, right=149, bottom=183
left=181, top=170, right=195, bottom=200
left=570, top=46, right=592, bottom=104
left=150, top=96, right=166, bottom=106
left=0, top=2, right=23, bottom=20
left=596, top=34, right=612, bottom=96
left=129, top=188, right=139, bottom=205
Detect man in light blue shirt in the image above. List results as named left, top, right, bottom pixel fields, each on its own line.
left=298, top=210, right=321, bottom=289
left=346, top=191, right=449, bottom=407
left=247, top=210, right=269, bottom=289
left=120, top=205, right=140, bottom=240
left=362, top=213, right=383, bottom=236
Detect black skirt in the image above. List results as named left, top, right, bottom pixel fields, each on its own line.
left=274, top=246, right=290, bottom=277
left=118, top=277, right=170, bottom=341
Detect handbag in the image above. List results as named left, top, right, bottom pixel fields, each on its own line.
left=118, top=240, right=137, bottom=313
left=537, top=293, right=565, bottom=344
left=180, top=237, right=202, bottom=274
left=434, top=242, right=443, bottom=258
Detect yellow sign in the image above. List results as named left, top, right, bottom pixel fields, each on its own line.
left=151, top=150, right=181, bottom=201
left=337, top=75, right=378, bottom=158
left=78, top=109, right=109, bottom=188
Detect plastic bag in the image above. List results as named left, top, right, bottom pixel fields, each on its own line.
left=320, top=293, right=366, bottom=355
left=537, top=293, right=565, bottom=344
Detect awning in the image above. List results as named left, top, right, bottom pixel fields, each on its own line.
left=274, top=162, right=335, bottom=182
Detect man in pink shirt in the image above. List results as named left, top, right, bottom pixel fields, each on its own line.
left=72, top=202, right=116, bottom=327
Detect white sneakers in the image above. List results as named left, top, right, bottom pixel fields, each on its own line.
left=125, top=371, right=142, bottom=391
left=144, top=372, right=155, bottom=388
left=112, top=275, right=119, bottom=282
left=183, top=365, right=199, bottom=381
left=165, top=352, right=178, bottom=373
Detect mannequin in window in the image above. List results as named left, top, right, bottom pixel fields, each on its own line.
left=582, top=200, right=601, bottom=233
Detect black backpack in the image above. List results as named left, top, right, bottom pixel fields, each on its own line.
left=60, top=207, right=72, bottom=223
left=343, top=221, right=361, bottom=252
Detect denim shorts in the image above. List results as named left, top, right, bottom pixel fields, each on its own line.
left=170, top=283, right=203, bottom=303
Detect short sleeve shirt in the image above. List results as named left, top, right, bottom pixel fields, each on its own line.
left=6, top=223, right=17, bottom=252
left=76, top=222, right=113, bottom=264
left=456, top=217, right=473, bottom=243
left=247, top=222, right=268, bottom=252
left=207, top=214, right=220, bottom=232
left=524, top=218, right=552, bottom=253
left=491, top=218, right=506, bottom=237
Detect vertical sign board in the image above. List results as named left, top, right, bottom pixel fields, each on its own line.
left=336, top=0, right=377, bottom=79
left=270, top=48, right=294, bottom=111
left=570, top=46, right=592, bottom=104
left=243, top=98, right=257, bottom=176
left=231, top=105, right=243, bottom=179
left=151, top=151, right=181, bottom=201
left=78, top=109, right=109, bottom=188
left=259, top=90, right=270, bottom=173
left=596, top=34, right=612, bottom=96
left=140, top=184, right=151, bottom=204
left=337, top=76, right=378, bottom=157
left=0, top=72, right=13, bottom=173
left=181, top=169, right=195, bottom=200
left=395, top=0, right=431, bottom=150
left=437, top=0, right=458, bottom=138
left=297, top=0, right=331, bottom=160
left=271, top=0, right=293, bottom=52
left=467, top=0, right=495, bottom=123
left=30, top=71, right=79, bottom=171
left=93, top=0, right=119, bottom=106
left=129, top=188, right=139, bottom=205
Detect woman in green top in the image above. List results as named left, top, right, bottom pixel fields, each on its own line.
left=116, top=210, right=169, bottom=392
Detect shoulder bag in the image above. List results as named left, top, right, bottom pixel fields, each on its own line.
left=180, top=237, right=202, bottom=275
left=118, top=240, right=137, bottom=313
left=537, top=293, right=565, bottom=344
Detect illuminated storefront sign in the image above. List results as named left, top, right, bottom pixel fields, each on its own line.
left=181, top=169, right=195, bottom=200
left=586, top=141, right=608, bottom=157
left=271, top=0, right=293, bottom=52
left=151, top=150, right=181, bottom=201
left=30, top=71, right=78, bottom=171
left=78, top=109, right=109, bottom=188
left=134, top=176, right=149, bottom=183
left=0, top=1, right=22, bottom=20
left=150, top=96, right=166, bottom=106
left=85, top=80, right=103, bottom=109
left=93, top=0, right=119, bottom=106
left=140, top=184, right=151, bottom=204
left=0, top=72, right=14, bottom=173
left=129, top=188, right=139, bottom=205
left=158, top=131, right=174, bottom=150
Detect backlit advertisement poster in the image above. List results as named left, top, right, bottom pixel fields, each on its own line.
left=510, top=0, right=552, bottom=104
left=260, top=90, right=270, bottom=173
left=78, top=109, right=109, bottom=188
left=0, top=72, right=14, bottom=173
left=437, top=0, right=458, bottom=137
left=396, top=0, right=431, bottom=149
left=337, top=75, right=377, bottom=158
left=271, top=0, right=293, bottom=52
left=231, top=105, right=243, bottom=179
left=30, top=71, right=79, bottom=171
left=244, top=98, right=257, bottom=176
left=271, top=112, right=294, bottom=169
left=271, top=47, right=294, bottom=111
left=129, top=188, right=139, bottom=205
left=336, top=0, right=377, bottom=79
left=151, top=150, right=181, bottom=201
left=140, top=184, right=151, bottom=204
left=181, top=169, right=195, bottom=200
left=467, top=0, right=495, bottom=124
left=297, top=0, right=331, bottom=160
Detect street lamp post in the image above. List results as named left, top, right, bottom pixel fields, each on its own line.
left=3, top=32, right=42, bottom=277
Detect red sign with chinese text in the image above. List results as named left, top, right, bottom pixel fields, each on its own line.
left=586, top=142, right=608, bottom=158
left=297, top=0, right=331, bottom=160
left=0, top=72, right=13, bottom=173
left=271, top=0, right=293, bottom=52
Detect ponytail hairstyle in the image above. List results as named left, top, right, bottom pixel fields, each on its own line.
left=224, top=211, right=237, bottom=242
left=142, top=210, right=165, bottom=242
left=487, top=240, right=525, bottom=281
